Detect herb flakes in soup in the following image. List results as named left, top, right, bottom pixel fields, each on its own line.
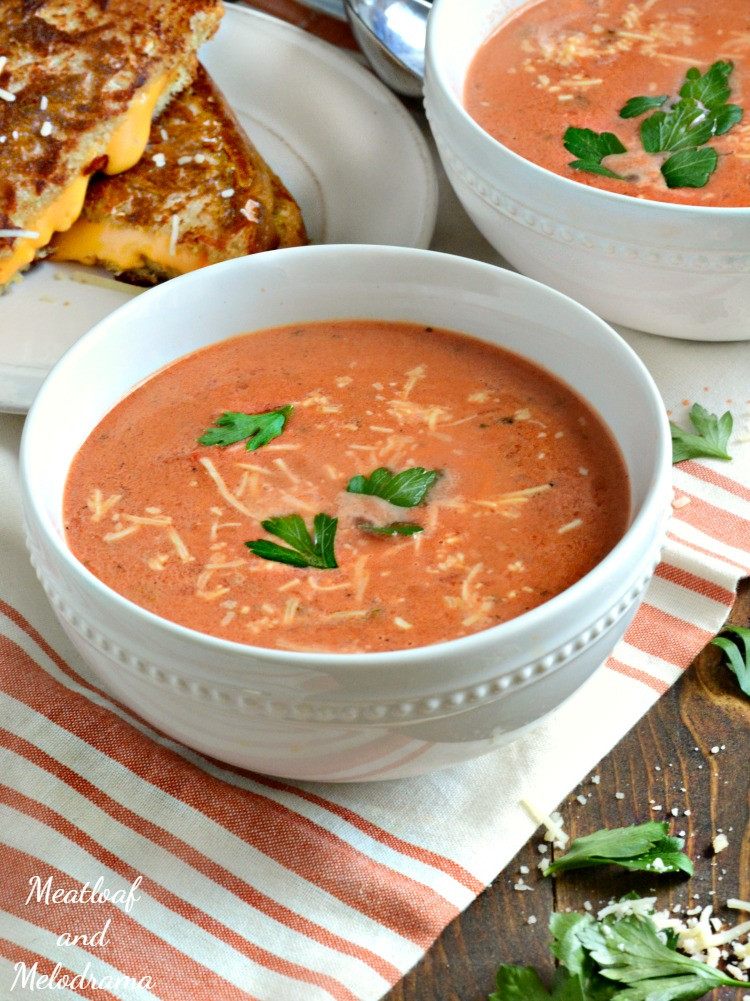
left=464, top=0, right=750, bottom=206
left=64, top=320, right=630, bottom=654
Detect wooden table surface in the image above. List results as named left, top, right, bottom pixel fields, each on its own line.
left=385, top=579, right=750, bottom=1001
left=233, top=4, right=750, bottom=996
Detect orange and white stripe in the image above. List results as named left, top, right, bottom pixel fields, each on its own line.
left=3, top=434, right=750, bottom=999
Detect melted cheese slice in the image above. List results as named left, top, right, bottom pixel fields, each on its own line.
left=51, top=219, right=211, bottom=276
left=0, top=71, right=173, bottom=286
left=105, top=72, right=173, bottom=175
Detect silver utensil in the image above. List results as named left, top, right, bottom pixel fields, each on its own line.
left=343, top=0, right=431, bottom=98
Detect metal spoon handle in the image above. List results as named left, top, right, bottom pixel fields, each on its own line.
left=344, top=0, right=432, bottom=98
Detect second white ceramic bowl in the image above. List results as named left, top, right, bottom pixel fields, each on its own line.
left=20, top=246, right=672, bottom=781
left=424, top=0, right=750, bottom=341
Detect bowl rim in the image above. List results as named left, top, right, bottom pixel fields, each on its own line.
left=20, top=244, right=673, bottom=670
left=425, top=0, right=750, bottom=218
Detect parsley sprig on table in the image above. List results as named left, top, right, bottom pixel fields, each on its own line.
left=565, top=60, right=743, bottom=189
left=347, top=466, right=438, bottom=507
left=542, top=821, right=693, bottom=878
left=246, top=513, right=338, bottom=569
left=198, top=405, right=293, bottom=451
left=670, top=403, right=733, bottom=463
left=489, top=905, right=748, bottom=1001
left=711, top=624, right=750, bottom=697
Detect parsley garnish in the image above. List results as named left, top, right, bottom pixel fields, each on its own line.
left=359, top=521, right=424, bottom=536
left=638, top=97, right=716, bottom=154
left=565, top=61, right=743, bottom=189
left=578, top=912, right=745, bottom=999
left=619, top=95, right=668, bottom=118
left=542, top=821, right=693, bottom=878
left=660, top=147, right=718, bottom=189
left=711, top=624, right=750, bottom=697
left=198, top=405, right=293, bottom=451
left=681, top=61, right=743, bottom=134
left=670, top=404, right=732, bottom=463
left=489, top=905, right=748, bottom=1001
left=563, top=127, right=627, bottom=179
left=629, top=61, right=743, bottom=187
left=346, top=466, right=438, bottom=507
left=489, top=965, right=579, bottom=1000
left=246, top=513, right=338, bottom=569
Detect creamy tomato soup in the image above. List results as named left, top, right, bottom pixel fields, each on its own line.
left=464, top=0, right=750, bottom=206
left=64, top=321, right=629, bottom=654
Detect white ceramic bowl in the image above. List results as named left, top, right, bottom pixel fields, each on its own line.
left=20, top=246, right=672, bottom=781
left=424, top=0, right=750, bottom=341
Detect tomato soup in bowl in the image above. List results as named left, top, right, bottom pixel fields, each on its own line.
left=63, top=319, right=629, bottom=655
left=20, top=245, right=672, bottom=781
left=464, top=0, right=749, bottom=208
left=424, top=0, right=750, bottom=340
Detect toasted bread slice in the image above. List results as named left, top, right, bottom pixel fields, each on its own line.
left=51, top=63, right=308, bottom=283
left=0, top=0, right=224, bottom=288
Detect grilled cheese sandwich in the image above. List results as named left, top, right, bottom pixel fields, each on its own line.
left=52, top=64, right=308, bottom=283
left=0, top=0, right=224, bottom=289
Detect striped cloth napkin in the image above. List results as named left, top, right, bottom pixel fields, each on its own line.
left=3, top=5, right=750, bottom=1000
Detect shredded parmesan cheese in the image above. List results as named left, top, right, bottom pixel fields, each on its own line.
left=713, top=833, right=729, bottom=854
left=199, top=457, right=255, bottom=517
left=521, top=797, right=570, bottom=848
left=166, top=527, right=194, bottom=563
left=169, top=215, right=180, bottom=256
left=558, top=518, right=583, bottom=534
left=121, top=513, right=172, bottom=526
left=103, top=524, right=139, bottom=542
left=0, top=228, right=40, bottom=239
left=87, top=489, right=122, bottom=523
left=399, top=365, right=426, bottom=399
left=283, top=598, right=300, bottom=624
left=239, top=198, right=260, bottom=222
left=272, top=457, right=300, bottom=484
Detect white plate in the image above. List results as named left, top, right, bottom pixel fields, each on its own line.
left=0, top=5, right=437, bottom=413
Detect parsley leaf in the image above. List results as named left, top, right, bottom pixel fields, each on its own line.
left=563, top=127, right=627, bottom=179
left=358, top=522, right=424, bottom=536
left=550, top=912, right=592, bottom=974
left=490, top=965, right=555, bottom=1000
left=549, top=913, right=619, bottom=1001
left=568, top=61, right=743, bottom=190
left=490, top=966, right=586, bottom=1000
left=579, top=914, right=746, bottom=999
left=670, top=404, right=732, bottom=463
left=491, top=896, right=750, bottom=1001
left=660, top=147, right=718, bottom=188
left=633, top=62, right=743, bottom=188
left=680, top=61, right=737, bottom=114
left=542, top=821, right=693, bottom=878
left=713, top=101, right=744, bottom=136
left=619, top=95, right=668, bottom=118
left=640, top=99, right=715, bottom=154
left=198, top=405, right=293, bottom=451
left=346, top=466, right=438, bottom=507
left=711, top=624, right=750, bottom=697
left=246, top=513, right=338, bottom=569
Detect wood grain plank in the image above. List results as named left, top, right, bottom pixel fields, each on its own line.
left=385, top=582, right=750, bottom=1000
